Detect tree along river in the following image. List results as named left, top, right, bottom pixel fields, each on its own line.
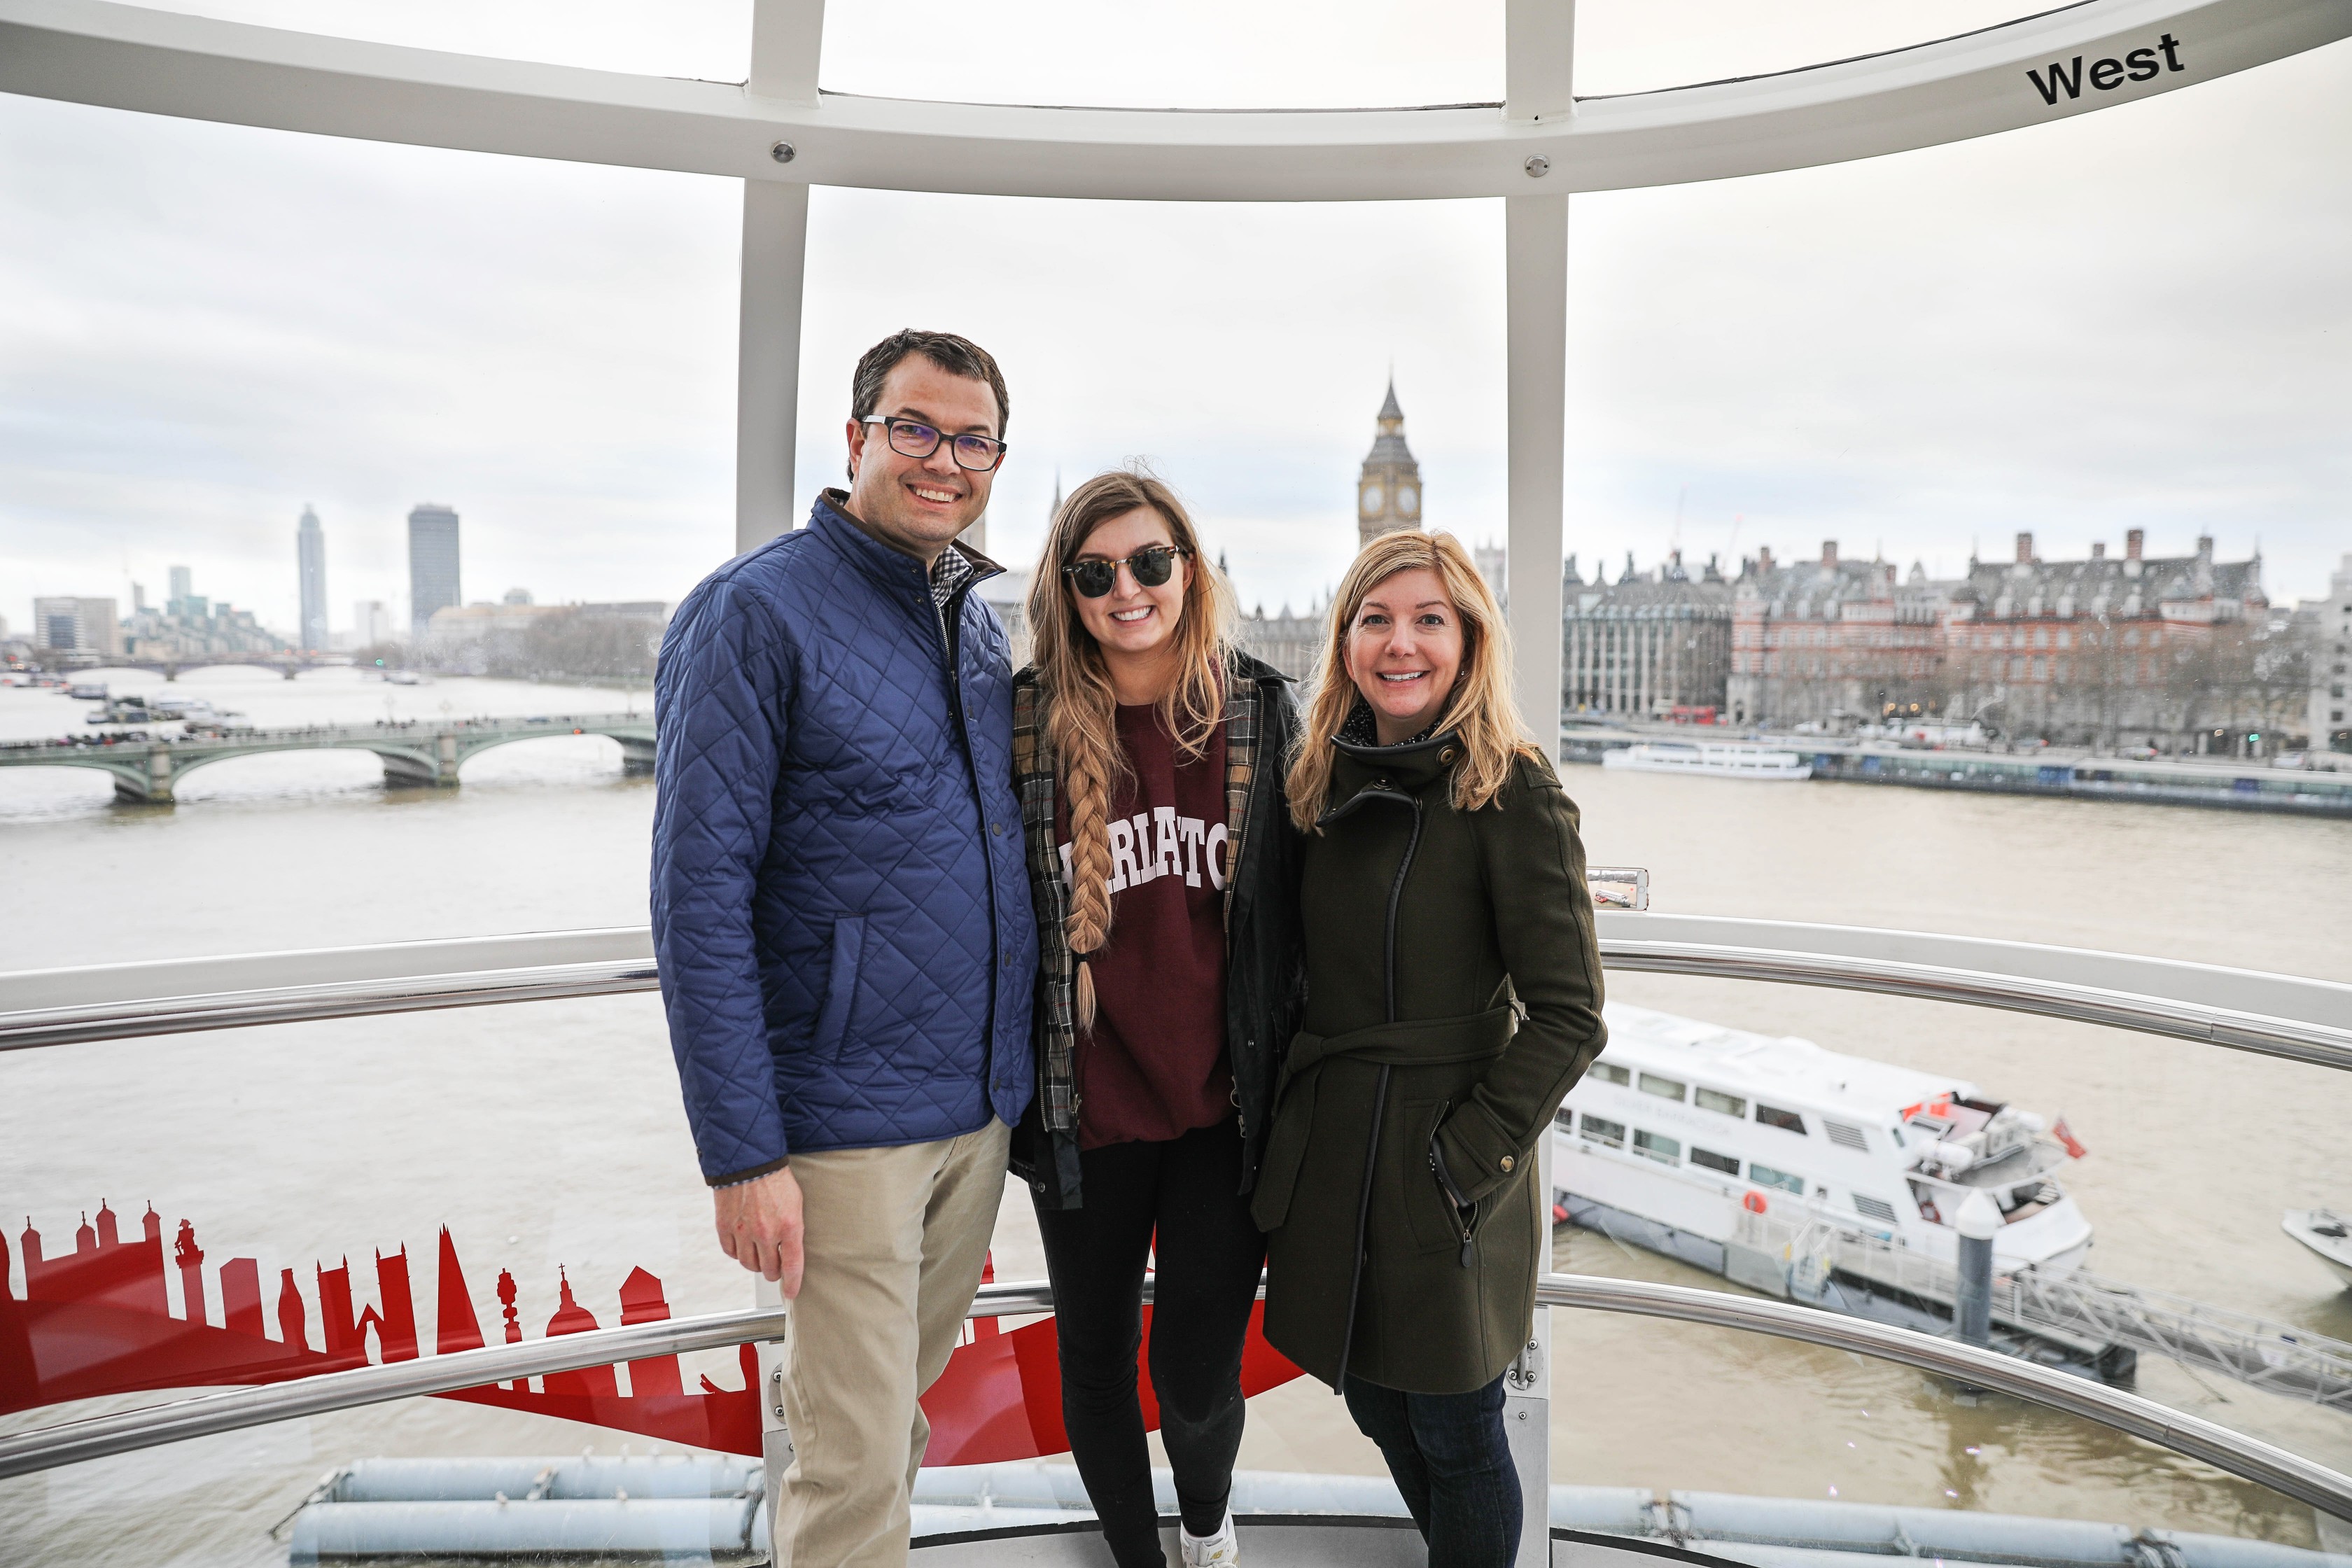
left=2, top=666, right=2350, bottom=1561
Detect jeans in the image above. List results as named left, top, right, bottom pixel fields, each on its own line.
left=1342, top=1371, right=1521, bottom=1568
left=1034, top=1119, right=1268, bottom=1568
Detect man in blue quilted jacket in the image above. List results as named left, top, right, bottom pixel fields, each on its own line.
left=651, top=329, right=1037, bottom=1567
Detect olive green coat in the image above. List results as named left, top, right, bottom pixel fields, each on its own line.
left=1251, top=732, right=1606, bottom=1394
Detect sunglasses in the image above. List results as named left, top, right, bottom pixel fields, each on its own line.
left=1062, top=545, right=1187, bottom=599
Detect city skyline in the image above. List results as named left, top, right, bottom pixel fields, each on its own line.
left=1, top=6, right=2346, bottom=636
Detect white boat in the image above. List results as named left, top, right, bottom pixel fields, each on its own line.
left=1553, top=1002, right=2094, bottom=1277
left=1601, top=742, right=1812, bottom=780
left=2283, top=1209, right=2352, bottom=1288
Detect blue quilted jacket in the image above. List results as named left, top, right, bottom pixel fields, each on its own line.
left=650, top=490, right=1037, bottom=1184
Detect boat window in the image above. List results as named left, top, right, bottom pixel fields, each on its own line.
left=1632, top=1129, right=1680, bottom=1165
left=1588, top=1061, right=1630, bottom=1086
left=1580, top=1114, right=1626, bottom=1149
left=1553, top=1106, right=1576, bottom=1131
left=1749, top=1164, right=1806, bottom=1196
left=1756, top=1103, right=1807, bottom=1134
left=1690, top=1147, right=1739, bottom=1175
left=1853, top=1194, right=1900, bottom=1224
left=1695, top=1086, right=1745, bottom=1116
left=1823, top=1120, right=1869, bottom=1152
left=1638, top=1072, right=1687, bottom=1102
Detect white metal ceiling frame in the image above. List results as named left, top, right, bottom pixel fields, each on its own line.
left=4, top=0, right=2348, bottom=731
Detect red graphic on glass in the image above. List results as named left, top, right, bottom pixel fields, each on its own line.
left=0, top=1203, right=1302, bottom=1464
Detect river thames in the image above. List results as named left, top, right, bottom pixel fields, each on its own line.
left=4, top=665, right=2351, bottom=1563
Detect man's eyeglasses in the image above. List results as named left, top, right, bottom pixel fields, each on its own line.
left=1063, top=545, right=1187, bottom=599
left=860, top=415, right=1007, bottom=472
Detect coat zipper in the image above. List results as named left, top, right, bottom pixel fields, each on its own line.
left=1333, top=783, right=1425, bottom=1390
left=1428, top=1116, right=1477, bottom=1268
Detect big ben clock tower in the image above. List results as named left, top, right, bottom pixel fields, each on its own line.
left=1357, top=379, right=1422, bottom=549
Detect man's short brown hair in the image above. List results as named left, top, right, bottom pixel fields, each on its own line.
left=851, top=330, right=1009, bottom=438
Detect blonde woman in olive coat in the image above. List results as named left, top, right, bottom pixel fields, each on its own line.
left=1252, top=530, right=1607, bottom=1568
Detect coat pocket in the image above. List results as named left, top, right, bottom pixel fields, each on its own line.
left=1402, top=1098, right=1476, bottom=1256
left=813, top=914, right=867, bottom=1054
left=1249, top=1070, right=1317, bottom=1233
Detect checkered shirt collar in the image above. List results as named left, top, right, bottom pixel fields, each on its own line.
left=930, top=545, right=974, bottom=610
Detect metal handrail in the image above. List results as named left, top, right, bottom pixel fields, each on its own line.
left=1532, top=1275, right=2352, bottom=1523
left=4, top=1273, right=2347, bottom=1523
left=1606, top=939, right=2352, bottom=1072
left=6, top=919, right=2348, bottom=1067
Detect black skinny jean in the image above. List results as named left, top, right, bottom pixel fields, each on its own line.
left=1343, top=1371, right=1522, bottom=1568
left=1033, top=1119, right=1268, bottom=1568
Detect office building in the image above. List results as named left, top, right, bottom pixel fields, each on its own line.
left=2307, top=554, right=2350, bottom=753
left=297, top=505, right=328, bottom=652
left=407, top=504, right=462, bottom=640
left=32, top=597, right=125, bottom=657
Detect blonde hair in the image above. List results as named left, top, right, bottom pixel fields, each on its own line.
left=1026, top=468, right=1238, bottom=1026
left=1288, top=530, right=1536, bottom=832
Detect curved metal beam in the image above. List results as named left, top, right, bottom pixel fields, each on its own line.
left=4, top=1272, right=2346, bottom=1525
left=1, top=0, right=2346, bottom=200
left=5, top=918, right=2346, bottom=1065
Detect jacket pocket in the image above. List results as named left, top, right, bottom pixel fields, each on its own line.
left=1249, top=1070, right=1317, bottom=1233
left=813, top=914, right=867, bottom=1054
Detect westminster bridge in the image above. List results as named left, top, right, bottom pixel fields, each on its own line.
left=0, top=713, right=657, bottom=803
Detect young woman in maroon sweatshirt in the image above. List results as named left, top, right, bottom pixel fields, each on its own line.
left=1010, top=469, right=1305, bottom=1568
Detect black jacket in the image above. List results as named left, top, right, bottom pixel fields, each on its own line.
left=1009, top=652, right=1307, bottom=1208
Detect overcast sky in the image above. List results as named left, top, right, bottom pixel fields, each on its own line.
left=2, top=1, right=2346, bottom=638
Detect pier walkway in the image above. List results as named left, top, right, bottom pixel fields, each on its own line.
left=1754, top=1214, right=2352, bottom=1409
left=0, top=712, right=656, bottom=803
left=1560, top=728, right=2352, bottom=818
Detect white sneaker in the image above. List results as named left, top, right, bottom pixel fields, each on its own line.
left=1180, top=1511, right=1240, bottom=1567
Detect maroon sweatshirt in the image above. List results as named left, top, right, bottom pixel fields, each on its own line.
left=1056, top=704, right=1232, bottom=1149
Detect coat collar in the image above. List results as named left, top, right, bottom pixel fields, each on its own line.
left=809, top=487, right=1004, bottom=610
left=1320, top=728, right=1465, bottom=825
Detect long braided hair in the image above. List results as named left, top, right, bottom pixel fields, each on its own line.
left=1026, top=469, right=1237, bottom=1028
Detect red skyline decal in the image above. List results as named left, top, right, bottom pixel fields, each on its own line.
left=1, top=1203, right=1302, bottom=1464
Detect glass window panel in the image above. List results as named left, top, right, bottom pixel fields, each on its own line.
left=824, top=0, right=1503, bottom=108
left=1632, top=1128, right=1680, bottom=1164
left=1756, top=1104, right=1808, bottom=1135
left=1638, top=1072, right=1686, bottom=1100
left=1695, top=1086, right=1746, bottom=1116
left=1581, top=1114, right=1625, bottom=1148
left=118, top=1, right=751, bottom=81
left=1588, top=1060, right=1631, bottom=1086
left=1575, top=0, right=2062, bottom=98
left=1749, top=1163, right=1807, bottom=1196
left=1691, top=1147, right=1740, bottom=1175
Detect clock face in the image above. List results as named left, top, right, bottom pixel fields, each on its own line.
left=1361, top=482, right=1385, bottom=514
left=1397, top=484, right=1420, bottom=514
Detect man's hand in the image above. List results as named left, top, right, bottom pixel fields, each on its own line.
left=714, top=1167, right=805, bottom=1297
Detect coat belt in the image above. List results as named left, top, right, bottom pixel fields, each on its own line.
left=1278, top=1006, right=1516, bottom=1091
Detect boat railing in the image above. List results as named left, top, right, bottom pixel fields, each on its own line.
left=5, top=920, right=2352, bottom=1547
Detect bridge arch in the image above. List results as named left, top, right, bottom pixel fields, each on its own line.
left=448, top=725, right=659, bottom=779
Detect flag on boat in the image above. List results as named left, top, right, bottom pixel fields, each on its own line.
left=2052, top=1117, right=2088, bottom=1158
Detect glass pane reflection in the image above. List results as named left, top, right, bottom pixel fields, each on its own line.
left=1575, top=0, right=2078, bottom=98
left=115, top=1, right=752, bottom=83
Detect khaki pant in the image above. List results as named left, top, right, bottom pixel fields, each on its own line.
left=774, top=1118, right=1010, bottom=1567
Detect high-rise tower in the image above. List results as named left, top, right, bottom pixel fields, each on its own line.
left=296, top=505, right=328, bottom=652
left=407, top=503, right=461, bottom=640
left=1356, top=379, right=1422, bottom=550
